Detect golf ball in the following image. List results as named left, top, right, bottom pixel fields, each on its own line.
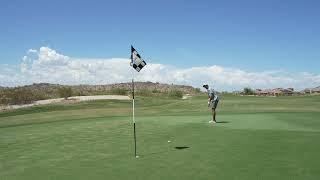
left=168, top=140, right=171, bottom=143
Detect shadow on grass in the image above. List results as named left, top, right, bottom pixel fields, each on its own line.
left=216, top=121, right=229, bottom=124
left=139, top=146, right=191, bottom=157
left=175, top=146, right=190, bottom=150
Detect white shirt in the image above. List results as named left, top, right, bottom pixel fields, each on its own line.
left=207, top=88, right=219, bottom=101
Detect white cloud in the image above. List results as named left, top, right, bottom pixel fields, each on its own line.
left=0, top=46, right=319, bottom=90
left=27, top=49, right=37, bottom=54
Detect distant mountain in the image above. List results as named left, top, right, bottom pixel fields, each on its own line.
left=71, top=81, right=198, bottom=94
left=9, top=82, right=199, bottom=95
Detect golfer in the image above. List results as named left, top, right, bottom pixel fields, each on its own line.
left=203, top=84, right=219, bottom=123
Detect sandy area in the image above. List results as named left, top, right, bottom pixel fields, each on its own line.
left=182, top=94, right=192, bottom=99
left=1, top=95, right=130, bottom=111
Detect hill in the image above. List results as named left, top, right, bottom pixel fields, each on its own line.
left=0, top=82, right=201, bottom=105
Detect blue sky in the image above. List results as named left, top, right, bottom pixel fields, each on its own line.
left=0, top=0, right=320, bottom=89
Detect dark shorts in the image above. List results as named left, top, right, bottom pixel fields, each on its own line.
left=210, top=100, right=219, bottom=109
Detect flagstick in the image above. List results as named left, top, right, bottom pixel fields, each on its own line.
left=132, top=69, right=137, bottom=158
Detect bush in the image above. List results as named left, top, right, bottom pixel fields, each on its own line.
left=195, top=88, right=201, bottom=93
left=32, top=90, right=47, bottom=100
left=58, top=87, right=73, bottom=99
left=152, top=88, right=161, bottom=93
left=136, top=89, right=153, bottom=96
left=168, top=89, right=183, bottom=98
left=0, top=88, right=43, bottom=105
left=0, top=89, right=11, bottom=105
left=10, top=88, right=35, bottom=105
left=109, top=87, right=128, bottom=95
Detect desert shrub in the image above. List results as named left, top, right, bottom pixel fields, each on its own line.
left=168, top=89, right=183, bottom=98
left=0, top=88, right=39, bottom=105
left=58, top=87, right=73, bottom=99
left=152, top=88, right=161, bottom=93
left=195, top=88, right=201, bottom=93
left=136, top=89, right=153, bottom=96
left=0, top=89, right=10, bottom=105
left=32, top=90, right=48, bottom=100
left=109, top=87, right=128, bottom=95
left=10, top=88, right=35, bottom=105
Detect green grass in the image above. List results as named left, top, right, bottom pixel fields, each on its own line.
left=1, top=95, right=320, bottom=180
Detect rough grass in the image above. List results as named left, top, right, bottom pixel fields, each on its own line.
left=1, top=95, right=320, bottom=180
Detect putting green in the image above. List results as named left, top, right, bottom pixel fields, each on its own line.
left=1, top=95, right=320, bottom=180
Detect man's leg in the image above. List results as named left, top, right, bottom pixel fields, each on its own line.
left=212, top=108, right=216, bottom=122
left=212, top=100, right=219, bottom=122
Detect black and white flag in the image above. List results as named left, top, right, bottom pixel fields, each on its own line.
left=130, top=46, right=147, bottom=72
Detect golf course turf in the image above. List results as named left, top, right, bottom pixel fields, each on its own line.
left=1, top=95, right=320, bottom=180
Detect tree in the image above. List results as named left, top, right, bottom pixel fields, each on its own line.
left=243, top=87, right=255, bottom=95
left=58, top=87, right=73, bottom=100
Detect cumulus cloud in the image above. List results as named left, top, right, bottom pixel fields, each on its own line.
left=0, top=46, right=319, bottom=90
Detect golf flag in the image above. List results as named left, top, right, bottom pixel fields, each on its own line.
left=130, top=46, right=147, bottom=72
left=130, top=45, right=147, bottom=158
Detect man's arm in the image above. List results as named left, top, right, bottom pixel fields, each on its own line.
left=208, top=94, right=213, bottom=107
left=208, top=91, right=214, bottom=101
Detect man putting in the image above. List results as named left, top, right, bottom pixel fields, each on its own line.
left=203, top=84, right=219, bottom=123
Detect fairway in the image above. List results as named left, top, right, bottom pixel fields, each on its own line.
left=1, top=95, right=320, bottom=180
